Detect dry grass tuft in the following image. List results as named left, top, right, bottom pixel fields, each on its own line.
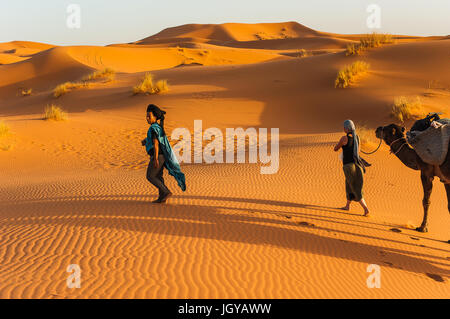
left=0, top=121, right=12, bottom=151
left=133, top=73, right=169, bottom=95
left=0, top=143, right=12, bottom=151
left=53, top=67, right=114, bottom=98
left=360, top=33, right=393, bottom=48
left=44, top=104, right=68, bottom=121
left=346, top=33, right=394, bottom=56
left=297, top=49, right=310, bottom=58
left=53, top=82, right=89, bottom=98
left=335, top=61, right=370, bottom=88
left=82, top=68, right=116, bottom=82
left=391, top=96, right=425, bottom=123
left=0, top=121, right=10, bottom=137
left=21, top=88, right=32, bottom=96
left=346, top=43, right=363, bottom=56
left=53, top=83, right=70, bottom=98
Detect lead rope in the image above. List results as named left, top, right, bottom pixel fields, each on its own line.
left=360, top=137, right=383, bottom=155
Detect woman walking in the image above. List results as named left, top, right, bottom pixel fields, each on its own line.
left=334, top=120, right=370, bottom=216
left=142, top=104, right=186, bottom=203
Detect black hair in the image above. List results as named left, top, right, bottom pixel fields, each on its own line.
left=147, top=104, right=167, bottom=135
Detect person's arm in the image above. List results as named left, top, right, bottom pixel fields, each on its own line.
left=153, top=136, right=159, bottom=168
left=334, top=135, right=348, bottom=152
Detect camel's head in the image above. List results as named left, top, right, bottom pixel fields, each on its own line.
left=375, top=124, right=406, bottom=145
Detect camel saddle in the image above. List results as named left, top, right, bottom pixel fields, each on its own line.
left=407, top=119, right=450, bottom=166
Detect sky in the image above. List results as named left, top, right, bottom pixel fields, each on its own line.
left=1, top=0, right=449, bottom=46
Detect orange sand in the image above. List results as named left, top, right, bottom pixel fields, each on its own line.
left=0, top=22, right=449, bottom=299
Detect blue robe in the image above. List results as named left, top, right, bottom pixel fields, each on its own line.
left=145, top=123, right=186, bottom=191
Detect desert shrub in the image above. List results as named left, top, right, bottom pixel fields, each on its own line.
left=21, top=88, right=32, bottom=96
left=346, top=43, right=363, bottom=56
left=391, top=96, right=425, bottom=123
left=54, top=83, right=70, bottom=98
left=0, top=121, right=12, bottom=151
left=44, top=104, right=68, bottom=121
left=154, top=80, right=169, bottom=93
left=346, top=33, right=394, bottom=56
left=335, top=61, right=370, bottom=88
left=360, top=33, right=394, bottom=48
left=0, top=121, right=10, bottom=137
left=0, top=143, right=12, bottom=151
left=53, top=83, right=69, bottom=98
left=133, top=73, right=169, bottom=95
left=53, top=82, right=89, bottom=98
left=82, top=67, right=116, bottom=82
left=53, top=68, right=114, bottom=98
left=297, top=49, right=309, bottom=58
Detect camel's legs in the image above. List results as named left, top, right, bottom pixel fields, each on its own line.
left=445, top=183, right=450, bottom=244
left=417, top=173, right=434, bottom=232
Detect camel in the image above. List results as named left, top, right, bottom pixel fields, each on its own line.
left=375, top=124, right=450, bottom=233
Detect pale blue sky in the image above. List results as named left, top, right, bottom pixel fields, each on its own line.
left=1, top=0, right=449, bottom=46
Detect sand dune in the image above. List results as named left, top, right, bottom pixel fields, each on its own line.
left=134, top=22, right=437, bottom=50
left=0, top=22, right=449, bottom=299
left=137, top=22, right=322, bottom=43
left=67, top=45, right=288, bottom=73
left=134, top=22, right=357, bottom=50
left=0, top=47, right=93, bottom=94
left=0, top=41, right=54, bottom=58
left=0, top=53, right=29, bottom=65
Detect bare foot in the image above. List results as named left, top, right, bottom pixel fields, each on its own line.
left=340, top=206, right=350, bottom=211
left=363, top=210, right=370, bottom=217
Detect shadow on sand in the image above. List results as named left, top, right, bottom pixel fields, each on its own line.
left=1, top=194, right=449, bottom=282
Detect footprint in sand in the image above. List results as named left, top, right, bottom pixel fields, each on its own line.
left=297, top=221, right=315, bottom=227
left=425, top=273, right=445, bottom=283
left=390, top=228, right=402, bottom=233
left=383, top=261, right=394, bottom=266
left=410, top=237, right=420, bottom=241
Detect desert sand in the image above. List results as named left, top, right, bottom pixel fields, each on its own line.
left=0, top=22, right=449, bottom=298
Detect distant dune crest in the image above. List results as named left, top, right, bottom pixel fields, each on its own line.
left=137, top=22, right=322, bottom=44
